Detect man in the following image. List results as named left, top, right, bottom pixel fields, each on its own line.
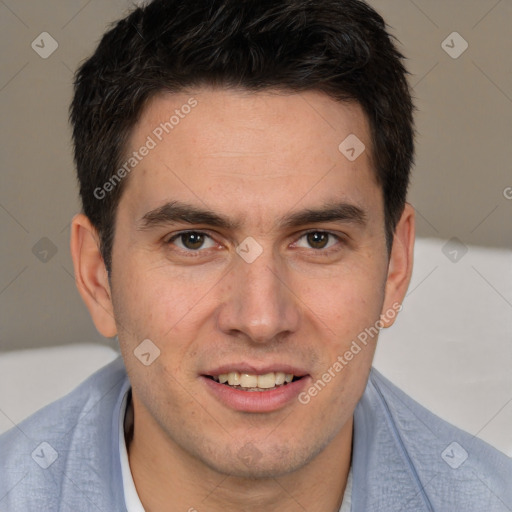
left=1, top=0, right=510, bottom=510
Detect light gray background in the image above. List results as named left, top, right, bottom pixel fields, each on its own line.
left=1, top=0, right=511, bottom=351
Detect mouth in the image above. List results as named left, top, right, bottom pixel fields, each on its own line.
left=204, top=371, right=305, bottom=391
left=201, top=369, right=310, bottom=412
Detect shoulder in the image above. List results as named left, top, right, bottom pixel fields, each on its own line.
left=366, top=368, right=512, bottom=510
left=0, top=356, right=129, bottom=511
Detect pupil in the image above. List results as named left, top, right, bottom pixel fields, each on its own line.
left=307, top=232, right=328, bottom=249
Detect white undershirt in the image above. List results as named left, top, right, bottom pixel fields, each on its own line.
left=118, top=390, right=353, bottom=512
left=339, top=467, right=353, bottom=512
left=119, top=390, right=145, bottom=512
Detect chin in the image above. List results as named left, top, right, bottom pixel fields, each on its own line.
left=213, top=459, right=301, bottom=480
left=200, top=438, right=325, bottom=480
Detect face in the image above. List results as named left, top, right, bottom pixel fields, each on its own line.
left=87, top=88, right=408, bottom=478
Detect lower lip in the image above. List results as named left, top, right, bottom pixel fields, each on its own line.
left=200, top=376, right=310, bottom=413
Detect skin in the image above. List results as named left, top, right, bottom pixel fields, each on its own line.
left=71, top=88, right=415, bottom=511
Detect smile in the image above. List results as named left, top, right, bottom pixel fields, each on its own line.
left=202, top=370, right=310, bottom=412
left=207, top=372, right=302, bottom=391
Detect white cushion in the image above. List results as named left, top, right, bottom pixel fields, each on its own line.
left=1, top=237, right=510, bottom=456
left=0, top=344, right=119, bottom=435
left=374, top=237, right=512, bottom=456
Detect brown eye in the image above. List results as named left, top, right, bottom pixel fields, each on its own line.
left=168, top=231, right=215, bottom=251
left=306, top=232, right=330, bottom=249
left=181, top=232, right=205, bottom=250
left=294, top=231, right=342, bottom=253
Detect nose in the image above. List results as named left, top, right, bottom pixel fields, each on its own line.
left=216, top=247, right=301, bottom=344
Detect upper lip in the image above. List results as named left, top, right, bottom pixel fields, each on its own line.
left=203, top=363, right=309, bottom=377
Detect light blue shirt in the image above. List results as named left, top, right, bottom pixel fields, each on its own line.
left=1, top=356, right=510, bottom=511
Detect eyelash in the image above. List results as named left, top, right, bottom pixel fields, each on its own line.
left=165, top=230, right=345, bottom=256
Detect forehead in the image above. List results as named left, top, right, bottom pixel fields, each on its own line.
left=120, top=88, right=380, bottom=225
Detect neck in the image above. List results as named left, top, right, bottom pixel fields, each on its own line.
left=125, top=394, right=352, bottom=512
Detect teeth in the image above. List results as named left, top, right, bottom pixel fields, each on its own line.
left=255, top=373, right=276, bottom=389
left=214, top=371, right=297, bottom=389
left=275, top=372, right=285, bottom=385
left=227, top=372, right=241, bottom=386
left=240, top=373, right=258, bottom=387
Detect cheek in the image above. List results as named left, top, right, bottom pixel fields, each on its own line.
left=300, top=261, right=386, bottom=335
left=295, top=262, right=386, bottom=407
left=112, top=238, right=387, bottom=365
left=112, top=256, right=215, bottom=338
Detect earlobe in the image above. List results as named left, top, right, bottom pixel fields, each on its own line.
left=70, top=213, right=117, bottom=338
left=380, top=203, right=415, bottom=328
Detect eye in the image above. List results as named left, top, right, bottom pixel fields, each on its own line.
left=167, top=231, right=216, bottom=251
left=294, top=231, right=341, bottom=251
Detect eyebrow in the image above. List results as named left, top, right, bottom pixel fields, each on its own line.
left=137, top=200, right=367, bottom=231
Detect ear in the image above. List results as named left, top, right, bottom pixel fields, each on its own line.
left=380, top=203, right=415, bottom=328
left=70, top=213, right=117, bottom=337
